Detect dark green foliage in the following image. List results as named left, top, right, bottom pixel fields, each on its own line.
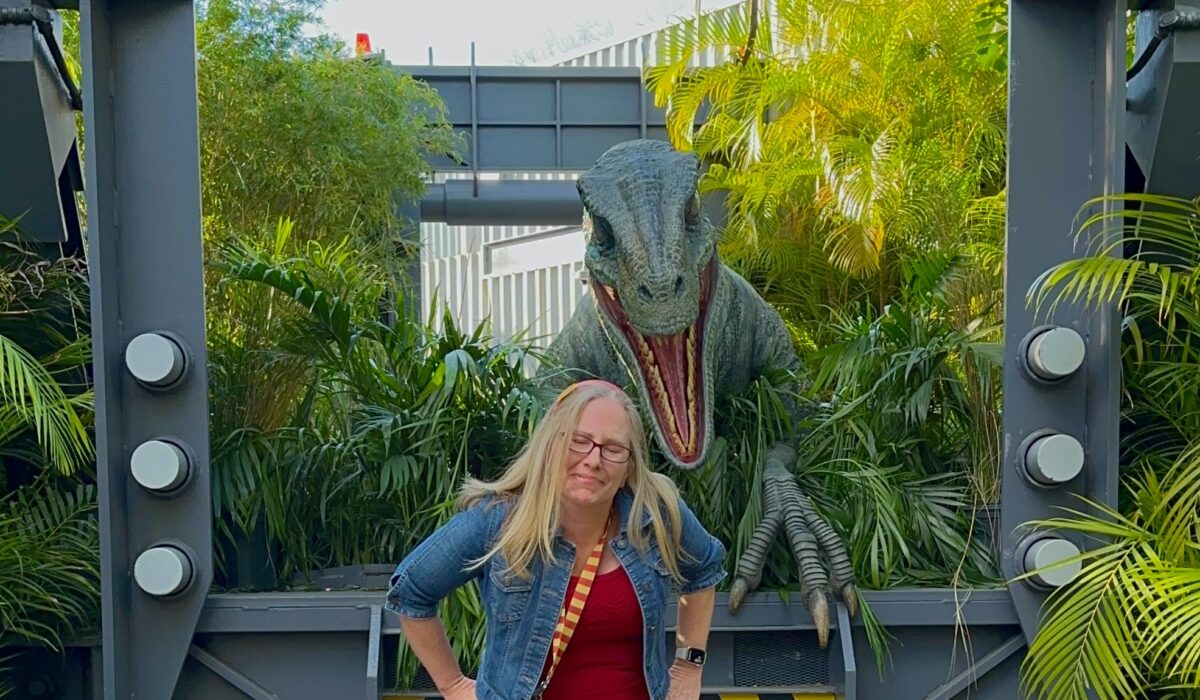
left=0, top=223, right=97, bottom=696
left=0, top=483, right=99, bottom=646
left=671, top=254, right=1003, bottom=595
left=207, top=225, right=546, bottom=684
left=209, top=224, right=545, bottom=582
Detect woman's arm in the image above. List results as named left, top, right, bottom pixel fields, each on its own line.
left=386, top=503, right=493, bottom=618
left=668, top=585, right=715, bottom=700
left=675, top=584, right=715, bottom=650
left=398, top=616, right=477, bottom=699
left=669, top=496, right=724, bottom=700
left=386, top=502, right=497, bottom=699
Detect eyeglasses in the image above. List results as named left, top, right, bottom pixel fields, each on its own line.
left=568, top=434, right=632, bottom=463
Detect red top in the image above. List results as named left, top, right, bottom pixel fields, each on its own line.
left=538, top=566, right=649, bottom=700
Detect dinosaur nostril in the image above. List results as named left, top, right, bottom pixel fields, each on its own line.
left=638, top=285, right=653, bottom=302
left=674, top=275, right=685, bottom=295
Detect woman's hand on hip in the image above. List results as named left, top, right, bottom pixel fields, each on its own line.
left=438, top=674, right=477, bottom=700
left=667, top=659, right=703, bottom=700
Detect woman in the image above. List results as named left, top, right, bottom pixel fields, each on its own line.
left=386, top=380, right=726, bottom=700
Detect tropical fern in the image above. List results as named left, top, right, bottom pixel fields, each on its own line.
left=0, top=335, right=92, bottom=475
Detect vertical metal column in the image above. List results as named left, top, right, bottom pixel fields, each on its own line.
left=82, top=0, right=212, bottom=697
left=1001, top=0, right=1126, bottom=641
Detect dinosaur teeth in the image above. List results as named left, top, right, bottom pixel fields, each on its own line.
left=635, top=329, right=689, bottom=454
left=604, top=285, right=616, bottom=300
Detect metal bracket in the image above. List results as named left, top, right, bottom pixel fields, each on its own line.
left=835, top=603, right=857, bottom=700
left=399, top=65, right=682, bottom=171
left=187, top=645, right=280, bottom=700
left=1126, top=6, right=1200, bottom=80
left=0, top=4, right=82, bottom=109
left=365, top=604, right=383, bottom=700
left=922, top=634, right=1026, bottom=700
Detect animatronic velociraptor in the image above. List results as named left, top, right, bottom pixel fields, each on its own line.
left=539, top=139, right=856, bottom=645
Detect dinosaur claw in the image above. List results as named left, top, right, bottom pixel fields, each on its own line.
left=729, top=579, right=749, bottom=613
left=809, top=592, right=830, bottom=649
left=843, top=584, right=858, bottom=618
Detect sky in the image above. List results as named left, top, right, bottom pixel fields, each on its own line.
left=315, top=0, right=742, bottom=66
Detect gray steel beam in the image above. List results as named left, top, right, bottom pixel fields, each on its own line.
left=1002, top=0, right=1126, bottom=642
left=180, top=592, right=1022, bottom=699
left=399, top=65, right=697, bottom=172
left=836, top=604, right=857, bottom=700
left=82, top=0, right=212, bottom=697
left=195, top=588, right=1019, bottom=634
left=365, top=605, right=383, bottom=700
left=420, top=179, right=584, bottom=226
left=418, top=179, right=728, bottom=229
left=922, top=634, right=1025, bottom=700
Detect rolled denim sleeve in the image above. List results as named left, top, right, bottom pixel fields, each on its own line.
left=676, top=497, right=727, bottom=594
left=385, top=503, right=495, bottom=619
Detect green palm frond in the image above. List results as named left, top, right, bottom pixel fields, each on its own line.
left=1021, top=448, right=1200, bottom=698
left=1031, top=195, right=1200, bottom=328
left=0, top=336, right=92, bottom=475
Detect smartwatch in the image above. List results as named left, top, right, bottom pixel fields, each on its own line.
left=674, top=646, right=707, bottom=666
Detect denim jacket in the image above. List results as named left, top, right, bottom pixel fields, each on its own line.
left=385, top=488, right=727, bottom=700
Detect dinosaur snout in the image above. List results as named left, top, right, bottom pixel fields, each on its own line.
left=636, top=274, right=686, bottom=304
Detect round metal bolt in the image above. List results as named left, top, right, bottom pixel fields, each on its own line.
left=130, top=439, right=190, bottom=492
left=1025, top=327, right=1086, bottom=381
left=1025, top=433, right=1084, bottom=485
left=125, top=333, right=186, bottom=387
left=1023, top=538, right=1082, bottom=588
left=134, top=546, right=194, bottom=597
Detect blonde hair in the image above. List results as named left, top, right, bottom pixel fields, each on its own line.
left=459, top=382, right=685, bottom=581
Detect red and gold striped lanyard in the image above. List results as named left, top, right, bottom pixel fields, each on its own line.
left=533, top=513, right=612, bottom=699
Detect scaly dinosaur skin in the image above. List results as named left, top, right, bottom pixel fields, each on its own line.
left=540, top=140, right=856, bottom=645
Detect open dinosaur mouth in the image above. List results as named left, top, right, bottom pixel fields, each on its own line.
left=592, top=259, right=716, bottom=465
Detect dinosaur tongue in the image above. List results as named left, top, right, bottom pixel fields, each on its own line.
left=592, top=258, right=715, bottom=465
left=647, top=332, right=693, bottom=449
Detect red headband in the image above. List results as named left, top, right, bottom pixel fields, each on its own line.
left=553, top=379, right=623, bottom=406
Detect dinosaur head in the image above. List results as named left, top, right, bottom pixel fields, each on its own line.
left=576, top=140, right=720, bottom=469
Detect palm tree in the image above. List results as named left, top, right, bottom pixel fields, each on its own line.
left=1022, top=194, right=1200, bottom=699
left=644, top=0, right=1007, bottom=338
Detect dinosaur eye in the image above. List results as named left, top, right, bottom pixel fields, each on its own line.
left=591, top=215, right=616, bottom=251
